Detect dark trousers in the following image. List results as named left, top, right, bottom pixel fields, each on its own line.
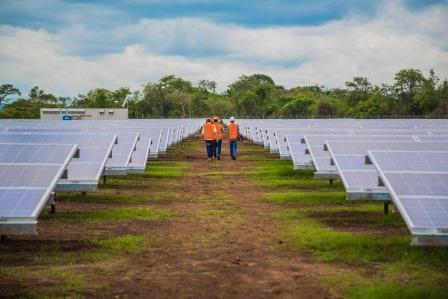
left=214, top=139, right=222, bottom=157
left=205, top=140, right=216, bottom=158
left=230, top=140, right=238, bottom=157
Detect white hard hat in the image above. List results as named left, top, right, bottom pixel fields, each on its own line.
left=230, top=116, right=235, bottom=122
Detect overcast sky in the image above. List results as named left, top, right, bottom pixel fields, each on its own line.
left=0, top=0, right=447, bottom=96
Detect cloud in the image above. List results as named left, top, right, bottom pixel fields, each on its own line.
left=0, top=0, right=447, bottom=96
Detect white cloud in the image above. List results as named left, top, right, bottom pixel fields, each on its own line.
left=0, top=0, right=447, bottom=96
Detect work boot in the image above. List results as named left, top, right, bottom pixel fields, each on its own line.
left=232, top=156, right=236, bottom=160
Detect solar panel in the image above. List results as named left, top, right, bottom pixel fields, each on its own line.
left=6, top=128, right=85, bottom=133
left=0, top=143, right=76, bottom=164
left=128, top=137, right=152, bottom=173
left=368, top=151, right=448, bottom=246
left=282, top=130, right=349, bottom=161
left=304, top=135, right=416, bottom=179
left=85, top=127, right=164, bottom=158
left=417, top=136, right=448, bottom=142
left=104, top=133, right=139, bottom=175
left=0, top=133, right=117, bottom=191
left=327, top=141, right=448, bottom=200
left=0, top=143, right=77, bottom=235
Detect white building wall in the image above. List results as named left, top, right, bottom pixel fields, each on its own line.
left=40, top=108, right=128, bottom=120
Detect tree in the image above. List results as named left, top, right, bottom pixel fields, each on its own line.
left=0, top=99, right=41, bottom=118
left=393, top=69, right=425, bottom=114
left=0, top=84, right=21, bottom=105
left=281, top=97, right=313, bottom=117
left=85, top=88, right=112, bottom=107
left=198, top=80, right=217, bottom=93
left=432, top=79, right=448, bottom=117
left=240, top=91, right=259, bottom=116
left=112, top=87, right=131, bottom=107
left=29, top=86, right=58, bottom=104
left=314, top=99, right=337, bottom=117
left=227, top=74, right=277, bottom=116
left=413, top=69, right=439, bottom=115
left=349, top=91, right=394, bottom=118
left=345, top=77, right=372, bottom=106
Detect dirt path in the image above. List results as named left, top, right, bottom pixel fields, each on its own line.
left=111, top=138, right=331, bottom=299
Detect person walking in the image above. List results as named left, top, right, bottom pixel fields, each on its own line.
left=228, top=116, right=240, bottom=160
left=202, top=118, right=217, bottom=162
left=213, top=117, right=224, bottom=160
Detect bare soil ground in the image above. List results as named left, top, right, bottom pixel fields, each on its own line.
left=108, top=138, right=333, bottom=298
left=0, top=137, right=338, bottom=298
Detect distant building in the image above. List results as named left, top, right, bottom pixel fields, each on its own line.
left=40, top=108, right=128, bottom=120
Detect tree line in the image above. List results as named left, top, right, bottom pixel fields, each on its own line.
left=1, top=69, right=447, bottom=119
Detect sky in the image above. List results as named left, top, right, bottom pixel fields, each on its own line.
left=0, top=0, right=447, bottom=96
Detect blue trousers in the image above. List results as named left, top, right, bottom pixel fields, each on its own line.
left=230, top=140, right=238, bottom=157
left=205, top=140, right=216, bottom=158
left=214, top=139, right=222, bottom=157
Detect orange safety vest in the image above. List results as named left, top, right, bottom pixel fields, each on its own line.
left=203, top=123, right=216, bottom=140
left=215, top=123, right=223, bottom=139
left=228, top=123, right=239, bottom=140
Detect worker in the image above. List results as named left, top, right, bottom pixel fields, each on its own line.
left=202, top=118, right=217, bottom=162
left=213, top=116, right=224, bottom=160
left=228, top=116, right=240, bottom=160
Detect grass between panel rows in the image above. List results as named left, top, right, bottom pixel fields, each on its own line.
left=252, top=157, right=448, bottom=299
left=41, top=207, right=174, bottom=223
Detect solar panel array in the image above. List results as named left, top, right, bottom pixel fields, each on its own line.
left=0, top=119, right=202, bottom=236
left=240, top=119, right=448, bottom=246
left=0, top=143, right=78, bottom=235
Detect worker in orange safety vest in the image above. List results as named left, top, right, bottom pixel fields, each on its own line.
left=213, top=116, right=224, bottom=160
left=202, top=118, right=217, bottom=161
left=228, top=116, right=240, bottom=160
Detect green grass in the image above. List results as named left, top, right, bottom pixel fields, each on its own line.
left=0, top=234, right=155, bottom=268
left=259, top=178, right=343, bottom=190
left=308, top=207, right=406, bottom=228
left=41, top=207, right=174, bottom=223
left=274, top=207, right=448, bottom=265
left=252, top=160, right=315, bottom=179
left=124, top=161, right=189, bottom=179
left=92, top=235, right=153, bottom=254
left=58, top=191, right=183, bottom=203
left=346, top=282, right=448, bottom=299
left=250, top=159, right=344, bottom=190
left=274, top=205, right=448, bottom=298
left=264, top=191, right=347, bottom=205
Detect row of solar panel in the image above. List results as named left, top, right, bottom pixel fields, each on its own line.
left=0, top=119, right=203, bottom=236
left=239, top=119, right=448, bottom=246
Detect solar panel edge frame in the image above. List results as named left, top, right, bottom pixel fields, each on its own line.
left=304, top=136, right=340, bottom=180
left=327, top=141, right=391, bottom=201
left=285, top=136, right=312, bottom=169
left=104, top=132, right=139, bottom=176
left=127, top=137, right=152, bottom=174
left=367, top=150, right=448, bottom=246
left=149, top=129, right=164, bottom=158
left=55, top=134, right=118, bottom=192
